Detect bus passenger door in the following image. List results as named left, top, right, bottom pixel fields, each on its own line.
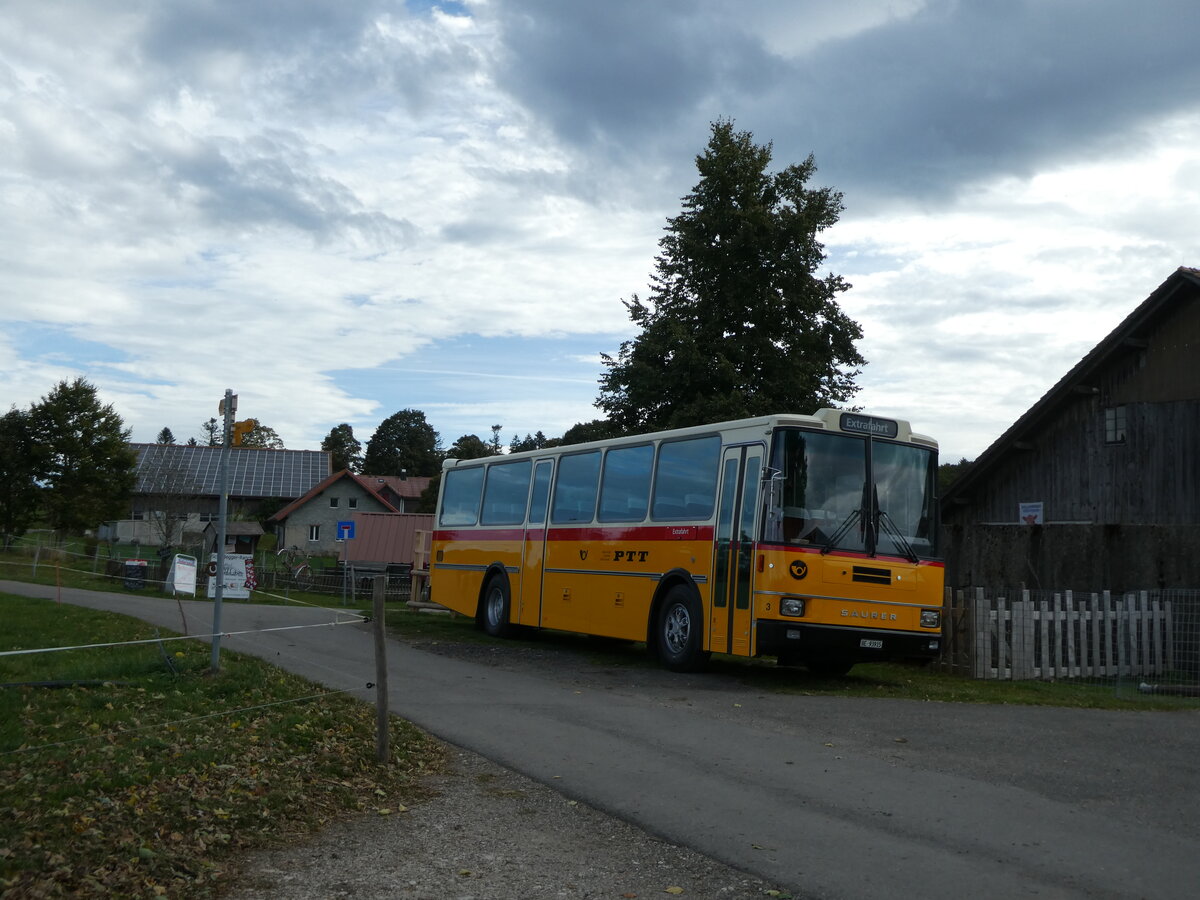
left=517, top=459, right=553, bottom=627
left=710, top=446, right=762, bottom=657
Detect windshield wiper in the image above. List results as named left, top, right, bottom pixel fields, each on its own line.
left=819, top=508, right=860, bottom=555
left=821, top=481, right=877, bottom=555
left=877, top=509, right=919, bottom=563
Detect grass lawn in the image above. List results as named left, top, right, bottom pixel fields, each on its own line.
left=1, top=593, right=441, bottom=899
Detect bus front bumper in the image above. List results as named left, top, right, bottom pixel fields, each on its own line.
left=756, top=620, right=941, bottom=663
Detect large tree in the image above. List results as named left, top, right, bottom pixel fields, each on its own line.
left=235, top=419, right=285, bottom=449
left=28, top=378, right=137, bottom=535
left=560, top=419, right=621, bottom=446
left=0, top=407, right=39, bottom=545
left=446, top=434, right=493, bottom=460
left=321, top=423, right=363, bottom=473
left=597, top=120, right=864, bottom=433
left=362, top=408, right=441, bottom=477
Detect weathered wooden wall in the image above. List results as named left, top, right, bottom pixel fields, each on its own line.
left=943, top=397, right=1200, bottom=527
left=942, top=523, right=1200, bottom=592
left=943, top=286, right=1200, bottom=528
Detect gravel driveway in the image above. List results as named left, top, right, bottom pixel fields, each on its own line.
left=222, top=634, right=795, bottom=900
left=223, top=746, right=786, bottom=900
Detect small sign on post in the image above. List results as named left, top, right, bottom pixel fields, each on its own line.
left=337, top=520, right=355, bottom=541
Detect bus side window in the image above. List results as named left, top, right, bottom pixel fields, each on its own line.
left=480, top=460, right=532, bottom=526
left=528, top=460, right=553, bottom=525
left=439, top=467, right=484, bottom=526
left=551, top=451, right=601, bottom=524
left=651, top=435, right=720, bottom=521
left=598, top=444, right=653, bottom=522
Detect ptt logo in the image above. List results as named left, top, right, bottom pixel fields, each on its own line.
left=789, top=559, right=809, bottom=580
left=602, top=549, right=650, bottom=563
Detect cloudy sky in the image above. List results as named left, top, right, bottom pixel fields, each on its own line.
left=2, top=0, right=1197, bottom=462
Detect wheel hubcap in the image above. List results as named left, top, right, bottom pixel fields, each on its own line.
left=664, top=603, right=690, bottom=653
left=486, top=587, right=504, bottom=626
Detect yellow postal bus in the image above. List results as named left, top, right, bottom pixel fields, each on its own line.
left=430, top=409, right=942, bottom=675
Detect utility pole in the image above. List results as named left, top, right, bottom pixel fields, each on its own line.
left=210, top=389, right=235, bottom=673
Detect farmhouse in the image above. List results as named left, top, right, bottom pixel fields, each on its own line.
left=268, top=470, right=431, bottom=556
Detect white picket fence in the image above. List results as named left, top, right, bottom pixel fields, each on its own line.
left=941, top=588, right=1187, bottom=681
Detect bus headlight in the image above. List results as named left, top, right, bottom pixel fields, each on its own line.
left=781, top=597, right=806, bottom=617
left=920, top=609, right=941, bottom=629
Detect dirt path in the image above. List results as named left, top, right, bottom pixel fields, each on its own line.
left=223, top=746, right=787, bottom=900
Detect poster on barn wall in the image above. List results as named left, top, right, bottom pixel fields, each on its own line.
left=206, top=553, right=256, bottom=599
left=1019, top=502, right=1044, bottom=525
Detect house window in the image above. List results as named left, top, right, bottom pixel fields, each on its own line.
left=348, top=497, right=358, bottom=509
left=1105, top=406, right=1127, bottom=444
left=329, top=497, right=339, bottom=508
left=308, top=524, right=320, bottom=542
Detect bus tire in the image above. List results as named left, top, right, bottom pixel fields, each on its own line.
left=656, top=585, right=709, bottom=673
left=480, top=573, right=516, bottom=639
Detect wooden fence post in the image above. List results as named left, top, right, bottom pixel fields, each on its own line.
left=1013, top=590, right=1032, bottom=680
left=373, top=575, right=389, bottom=764
left=972, top=587, right=989, bottom=680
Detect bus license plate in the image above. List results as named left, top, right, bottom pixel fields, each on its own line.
left=859, top=639, right=883, bottom=649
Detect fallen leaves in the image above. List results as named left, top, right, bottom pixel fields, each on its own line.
left=1, top=619, right=443, bottom=900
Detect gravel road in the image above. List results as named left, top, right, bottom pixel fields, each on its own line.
left=221, top=635, right=794, bottom=900
left=223, top=744, right=788, bottom=900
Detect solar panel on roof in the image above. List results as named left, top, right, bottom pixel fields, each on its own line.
left=132, top=444, right=330, bottom=500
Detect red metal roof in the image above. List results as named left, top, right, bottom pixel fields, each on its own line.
left=343, top=512, right=434, bottom=566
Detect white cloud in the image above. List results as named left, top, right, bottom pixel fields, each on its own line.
left=0, top=0, right=1196, bottom=464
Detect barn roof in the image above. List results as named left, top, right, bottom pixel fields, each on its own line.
left=132, top=444, right=331, bottom=499
left=942, top=266, right=1200, bottom=506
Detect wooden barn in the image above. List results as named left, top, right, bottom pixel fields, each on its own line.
left=941, top=266, right=1200, bottom=592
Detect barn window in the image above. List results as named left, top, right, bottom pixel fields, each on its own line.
left=1104, top=406, right=1127, bottom=444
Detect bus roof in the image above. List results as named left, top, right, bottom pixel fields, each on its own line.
left=442, top=409, right=936, bottom=470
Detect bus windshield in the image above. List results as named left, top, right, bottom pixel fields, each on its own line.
left=768, top=429, right=938, bottom=558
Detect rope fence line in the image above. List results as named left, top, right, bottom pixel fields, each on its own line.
left=0, top=556, right=383, bottom=619
left=1, top=545, right=402, bottom=613
left=0, top=617, right=368, bottom=659
left=1, top=686, right=363, bottom=757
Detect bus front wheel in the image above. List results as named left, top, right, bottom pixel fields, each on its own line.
left=480, top=574, right=516, bottom=639
left=656, top=586, right=709, bottom=673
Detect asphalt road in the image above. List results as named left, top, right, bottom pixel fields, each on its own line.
left=7, top=581, right=1200, bottom=900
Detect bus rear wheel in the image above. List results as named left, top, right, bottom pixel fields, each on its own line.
left=656, top=586, right=709, bottom=673
left=480, top=574, right=516, bottom=639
